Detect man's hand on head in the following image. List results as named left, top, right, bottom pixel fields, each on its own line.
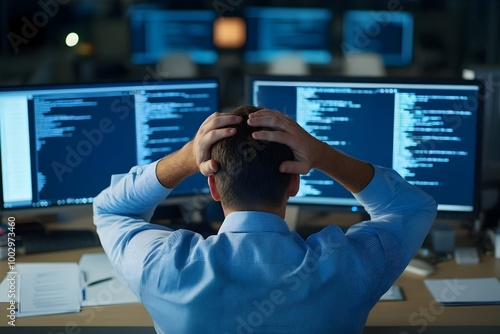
left=193, top=112, right=242, bottom=176
left=247, top=109, right=327, bottom=175
left=156, top=112, right=241, bottom=189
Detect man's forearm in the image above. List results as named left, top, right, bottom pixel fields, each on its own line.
left=314, top=142, right=374, bottom=194
left=156, top=141, right=199, bottom=189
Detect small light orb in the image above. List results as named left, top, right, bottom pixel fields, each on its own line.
left=66, top=32, right=79, bottom=47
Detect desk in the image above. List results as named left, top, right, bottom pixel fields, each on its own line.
left=368, top=255, right=500, bottom=327
left=1, top=246, right=500, bottom=331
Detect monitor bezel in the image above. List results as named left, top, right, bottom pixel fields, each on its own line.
left=0, top=77, right=220, bottom=213
left=245, top=75, right=484, bottom=220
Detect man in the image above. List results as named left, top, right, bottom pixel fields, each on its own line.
left=94, top=106, right=437, bottom=333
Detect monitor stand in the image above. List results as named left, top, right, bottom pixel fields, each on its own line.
left=285, top=205, right=373, bottom=232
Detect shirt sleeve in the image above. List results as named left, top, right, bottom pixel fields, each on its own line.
left=93, top=160, right=174, bottom=297
left=346, top=165, right=437, bottom=304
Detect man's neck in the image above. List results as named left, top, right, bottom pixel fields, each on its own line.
left=222, top=204, right=286, bottom=219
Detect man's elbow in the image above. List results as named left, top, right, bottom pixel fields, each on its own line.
left=92, top=190, right=111, bottom=225
left=426, top=195, right=438, bottom=216
left=414, top=187, right=438, bottom=218
left=421, top=196, right=438, bottom=229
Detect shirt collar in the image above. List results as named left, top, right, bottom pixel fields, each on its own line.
left=218, top=211, right=290, bottom=234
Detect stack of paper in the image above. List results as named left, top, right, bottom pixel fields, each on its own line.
left=17, top=263, right=81, bottom=317
left=0, top=253, right=138, bottom=318
left=424, top=277, right=500, bottom=305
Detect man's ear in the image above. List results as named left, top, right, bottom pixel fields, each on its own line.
left=287, top=174, right=300, bottom=197
left=208, top=175, right=221, bottom=201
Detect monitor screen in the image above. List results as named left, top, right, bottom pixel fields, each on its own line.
left=248, top=76, right=482, bottom=217
left=463, top=67, right=500, bottom=183
left=0, top=79, right=219, bottom=210
left=244, top=7, right=333, bottom=64
left=342, top=10, right=413, bottom=66
left=129, top=7, right=217, bottom=65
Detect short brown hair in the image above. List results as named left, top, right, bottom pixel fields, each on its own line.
left=211, top=106, right=294, bottom=209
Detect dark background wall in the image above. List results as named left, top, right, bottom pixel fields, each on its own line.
left=1, top=0, right=498, bottom=89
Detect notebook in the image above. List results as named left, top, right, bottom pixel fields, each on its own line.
left=424, top=277, right=500, bottom=305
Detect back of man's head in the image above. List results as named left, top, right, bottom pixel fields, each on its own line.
left=211, top=106, right=294, bottom=210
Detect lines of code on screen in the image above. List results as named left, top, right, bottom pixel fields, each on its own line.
left=253, top=81, right=479, bottom=210
left=33, top=93, right=136, bottom=206
left=29, top=84, right=215, bottom=207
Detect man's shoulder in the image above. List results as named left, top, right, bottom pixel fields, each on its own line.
left=304, top=224, right=349, bottom=248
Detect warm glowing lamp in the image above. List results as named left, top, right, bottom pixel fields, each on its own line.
left=213, top=17, right=246, bottom=48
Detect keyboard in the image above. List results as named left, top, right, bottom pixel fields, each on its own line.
left=17, top=230, right=101, bottom=254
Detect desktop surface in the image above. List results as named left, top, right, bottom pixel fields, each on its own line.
left=1, top=223, right=500, bottom=330
left=1, top=248, right=499, bottom=328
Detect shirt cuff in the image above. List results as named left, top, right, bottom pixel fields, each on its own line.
left=134, top=160, right=173, bottom=204
left=353, top=165, right=401, bottom=211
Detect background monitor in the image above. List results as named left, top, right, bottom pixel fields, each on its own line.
left=244, top=7, right=333, bottom=64
left=129, top=6, right=217, bottom=65
left=342, top=10, right=414, bottom=66
left=0, top=79, right=219, bottom=211
left=248, top=76, right=482, bottom=218
left=463, top=67, right=500, bottom=184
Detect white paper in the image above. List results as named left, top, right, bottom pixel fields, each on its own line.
left=79, top=252, right=138, bottom=306
left=79, top=253, right=114, bottom=285
left=17, top=263, right=81, bottom=317
left=0, top=273, right=11, bottom=302
left=424, top=277, right=500, bottom=305
left=380, top=285, right=404, bottom=301
left=0, top=254, right=139, bottom=311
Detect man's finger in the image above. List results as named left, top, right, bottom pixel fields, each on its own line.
left=198, top=113, right=242, bottom=136
left=251, top=130, right=293, bottom=147
left=199, top=160, right=219, bottom=176
left=201, top=128, right=237, bottom=149
left=247, top=108, right=282, bottom=118
left=247, top=114, right=289, bottom=132
left=279, top=161, right=310, bottom=175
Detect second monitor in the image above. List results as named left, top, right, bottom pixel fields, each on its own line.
left=244, top=7, right=333, bottom=64
left=0, top=79, right=219, bottom=211
left=342, top=10, right=414, bottom=67
left=248, top=76, right=482, bottom=219
left=129, top=6, right=217, bottom=65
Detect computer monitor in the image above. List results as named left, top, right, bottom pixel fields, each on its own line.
left=248, top=76, right=483, bottom=219
left=342, top=10, right=414, bottom=67
left=129, top=6, right=217, bottom=65
left=0, top=79, right=219, bottom=211
left=463, top=67, right=500, bottom=184
left=244, top=7, right=333, bottom=64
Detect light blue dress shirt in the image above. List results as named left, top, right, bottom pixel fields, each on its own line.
left=93, top=161, right=437, bottom=334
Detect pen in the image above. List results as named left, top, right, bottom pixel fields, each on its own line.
left=87, top=277, right=113, bottom=287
